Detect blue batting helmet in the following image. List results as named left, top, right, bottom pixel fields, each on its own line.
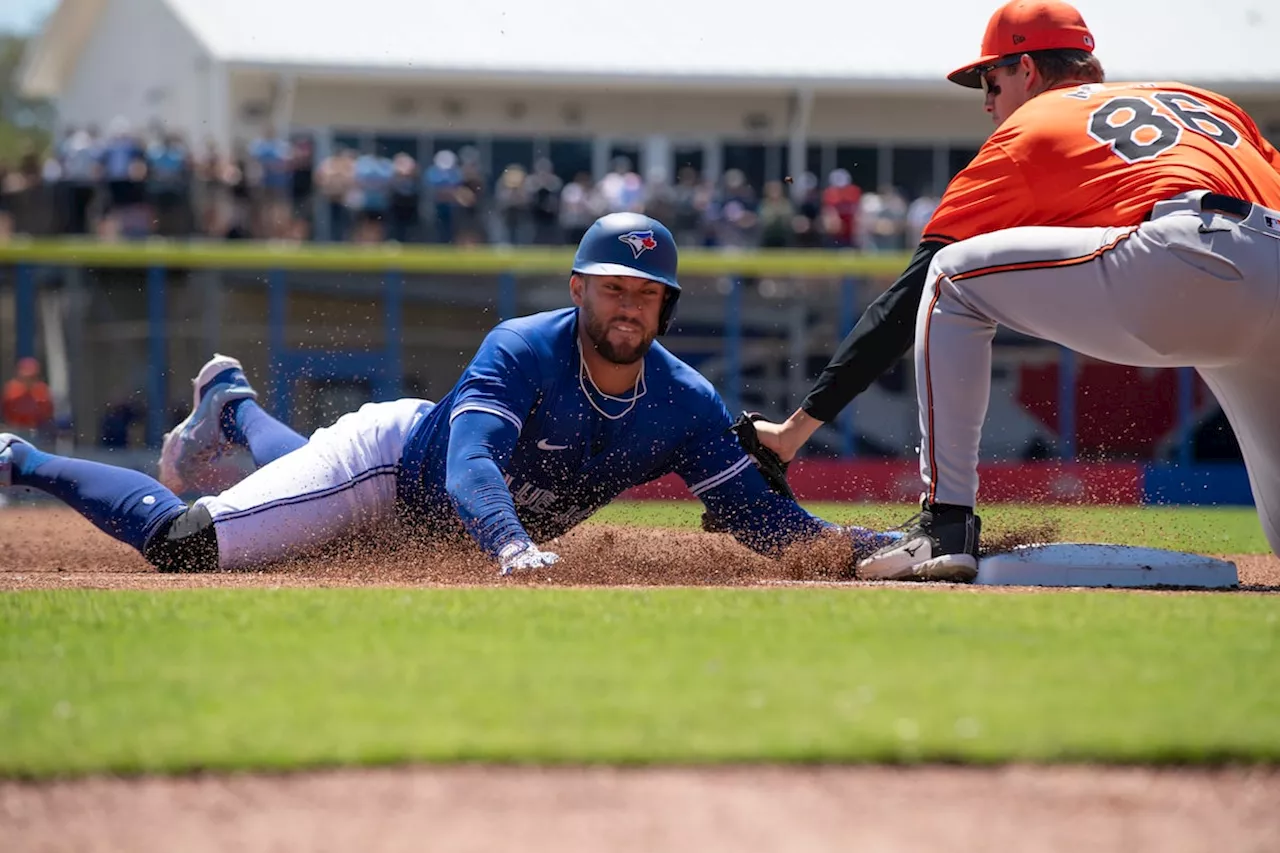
left=572, top=213, right=681, bottom=334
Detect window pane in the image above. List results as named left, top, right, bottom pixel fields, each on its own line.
left=491, top=137, right=535, bottom=176
left=948, top=146, right=982, bottom=181
left=608, top=143, right=641, bottom=176
left=892, top=146, right=934, bottom=197
left=805, top=144, right=824, bottom=181
left=722, top=143, right=766, bottom=192
left=549, top=138, right=593, bottom=184
left=672, top=145, right=704, bottom=178
left=374, top=135, right=419, bottom=160
left=834, top=145, right=878, bottom=191
left=333, top=132, right=363, bottom=154
left=764, top=143, right=787, bottom=184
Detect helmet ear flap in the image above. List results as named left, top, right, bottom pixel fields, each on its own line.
left=658, top=287, right=680, bottom=335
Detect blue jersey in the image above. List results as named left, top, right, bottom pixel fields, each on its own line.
left=397, top=308, right=831, bottom=558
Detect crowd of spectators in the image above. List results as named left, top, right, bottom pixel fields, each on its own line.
left=0, top=119, right=942, bottom=250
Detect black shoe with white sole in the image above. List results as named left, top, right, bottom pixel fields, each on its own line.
left=856, top=506, right=981, bottom=582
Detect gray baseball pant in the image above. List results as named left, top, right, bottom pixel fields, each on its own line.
left=917, top=190, right=1280, bottom=552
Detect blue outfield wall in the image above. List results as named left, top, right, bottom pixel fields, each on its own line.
left=1142, top=463, right=1255, bottom=506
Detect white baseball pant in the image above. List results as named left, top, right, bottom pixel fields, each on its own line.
left=196, top=399, right=434, bottom=569
left=918, top=190, right=1280, bottom=551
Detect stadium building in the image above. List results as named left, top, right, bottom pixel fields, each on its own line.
left=6, top=0, right=1280, bottom=502
left=18, top=0, right=1280, bottom=196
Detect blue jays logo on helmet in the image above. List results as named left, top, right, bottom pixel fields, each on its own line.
left=619, top=230, right=658, bottom=259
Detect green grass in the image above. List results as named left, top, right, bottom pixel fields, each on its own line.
left=2, top=502, right=1276, bottom=778
left=0, top=238, right=912, bottom=277
left=2, top=587, right=1278, bottom=777
left=593, top=501, right=1273, bottom=554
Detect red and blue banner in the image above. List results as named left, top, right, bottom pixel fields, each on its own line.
left=625, top=460, right=1252, bottom=506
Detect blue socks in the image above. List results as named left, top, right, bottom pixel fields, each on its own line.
left=8, top=394, right=306, bottom=556
left=9, top=444, right=187, bottom=553
left=220, top=399, right=308, bottom=467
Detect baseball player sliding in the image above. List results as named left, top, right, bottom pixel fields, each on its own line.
left=0, top=213, right=897, bottom=575
left=753, top=0, right=1280, bottom=582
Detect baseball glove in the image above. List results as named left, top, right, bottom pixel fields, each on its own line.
left=701, top=412, right=795, bottom=533
left=729, top=412, right=795, bottom=500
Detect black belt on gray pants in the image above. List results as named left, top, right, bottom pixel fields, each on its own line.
left=1144, top=192, right=1253, bottom=221
left=1199, top=192, right=1253, bottom=219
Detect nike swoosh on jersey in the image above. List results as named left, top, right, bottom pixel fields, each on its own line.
left=536, top=439, right=571, bottom=451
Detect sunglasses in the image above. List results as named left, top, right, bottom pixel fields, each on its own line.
left=979, top=55, right=1024, bottom=95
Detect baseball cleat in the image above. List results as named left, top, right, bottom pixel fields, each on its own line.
left=857, top=506, right=981, bottom=582
left=0, top=433, right=34, bottom=488
left=158, top=354, right=257, bottom=492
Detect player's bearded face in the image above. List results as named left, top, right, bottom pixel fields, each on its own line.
left=576, top=275, right=663, bottom=364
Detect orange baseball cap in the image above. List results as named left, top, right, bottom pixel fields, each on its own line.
left=948, top=0, right=1096, bottom=88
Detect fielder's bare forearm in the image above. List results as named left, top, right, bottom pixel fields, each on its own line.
left=800, top=241, right=946, bottom=422
left=763, top=408, right=825, bottom=461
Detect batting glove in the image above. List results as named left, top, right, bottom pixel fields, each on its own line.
left=498, top=540, right=561, bottom=576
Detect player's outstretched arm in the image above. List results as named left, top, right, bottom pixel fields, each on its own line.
left=444, top=324, right=560, bottom=575
left=693, top=461, right=828, bottom=556
left=678, top=410, right=895, bottom=561
left=445, top=410, right=558, bottom=575
left=757, top=138, right=1029, bottom=461
left=752, top=240, right=947, bottom=461
left=693, top=455, right=897, bottom=562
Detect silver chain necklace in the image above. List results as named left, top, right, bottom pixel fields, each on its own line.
left=577, top=336, right=647, bottom=421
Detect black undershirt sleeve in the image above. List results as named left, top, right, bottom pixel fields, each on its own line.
left=799, top=240, right=947, bottom=423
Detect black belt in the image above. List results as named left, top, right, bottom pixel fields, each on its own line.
left=1144, top=192, right=1252, bottom=222
left=1199, top=192, right=1253, bottom=219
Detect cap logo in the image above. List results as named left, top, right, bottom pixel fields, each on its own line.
left=1083, top=34, right=1094, bottom=48
left=1012, top=33, right=1026, bottom=44
left=619, top=230, right=658, bottom=258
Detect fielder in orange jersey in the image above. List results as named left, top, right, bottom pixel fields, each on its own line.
left=752, top=0, right=1280, bottom=582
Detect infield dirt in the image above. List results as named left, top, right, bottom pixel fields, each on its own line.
left=3, top=507, right=1278, bottom=591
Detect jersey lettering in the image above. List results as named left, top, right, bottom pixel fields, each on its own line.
left=1089, top=93, right=1241, bottom=165
left=1151, top=92, right=1241, bottom=148
left=1088, top=97, right=1181, bottom=164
